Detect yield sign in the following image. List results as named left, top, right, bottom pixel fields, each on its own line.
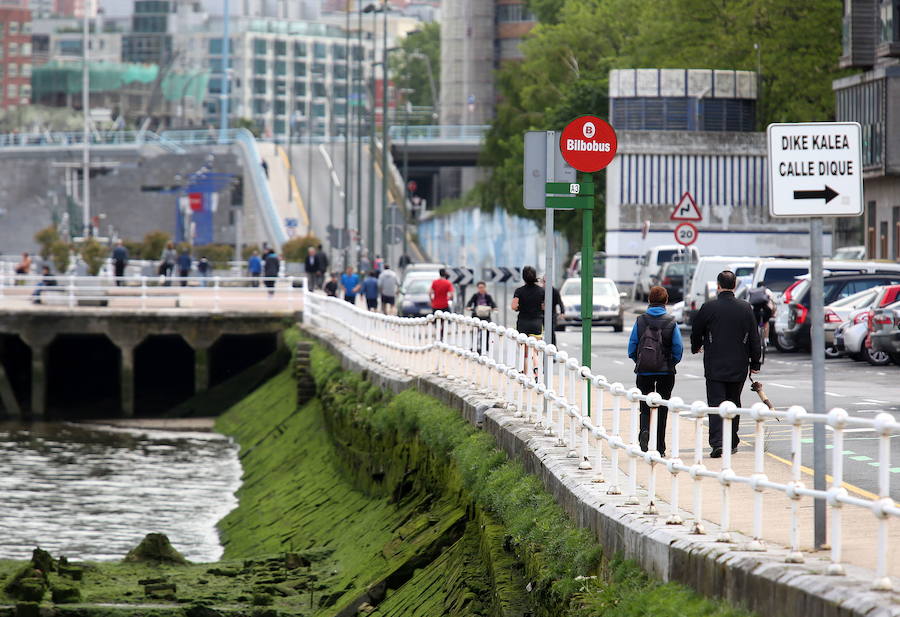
left=670, top=191, right=702, bottom=222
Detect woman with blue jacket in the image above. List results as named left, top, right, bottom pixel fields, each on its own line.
left=627, top=286, right=683, bottom=457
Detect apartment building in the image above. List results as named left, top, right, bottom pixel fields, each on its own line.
left=0, top=2, right=32, bottom=110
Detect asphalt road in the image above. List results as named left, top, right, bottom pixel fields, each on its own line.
left=552, top=305, right=900, bottom=500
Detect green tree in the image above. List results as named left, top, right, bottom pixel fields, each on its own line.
left=390, top=22, right=440, bottom=122
left=79, top=238, right=106, bottom=276
left=34, top=226, right=60, bottom=260
left=281, top=234, right=321, bottom=263
left=140, top=230, right=171, bottom=260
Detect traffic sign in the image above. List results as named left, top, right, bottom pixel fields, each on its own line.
left=523, top=131, right=576, bottom=210
left=482, top=266, right=521, bottom=284
left=767, top=122, right=863, bottom=218
left=670, top=191, right=702, bottom=221
left=558, top=116, right=617, bottom=173
left=674, top=222, right=698, bottom=246
left=450, top=267, right=474, bottom=286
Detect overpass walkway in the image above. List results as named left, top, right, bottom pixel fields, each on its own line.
left=304, top=291, right=900, bottom=617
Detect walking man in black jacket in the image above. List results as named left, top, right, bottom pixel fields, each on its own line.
left=690, top=270, right=762, bottom=458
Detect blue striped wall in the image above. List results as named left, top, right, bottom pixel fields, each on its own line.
left=618, top=153, right=768, bottom=207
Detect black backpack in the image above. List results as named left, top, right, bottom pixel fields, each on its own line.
left=635, top=315, right=672, bottom=373
left=748, top=287, right=768, bottom=306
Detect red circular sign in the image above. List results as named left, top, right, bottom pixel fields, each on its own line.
left=559, top=115, right=617, bottom=173
left=674, top=222, right=698, bottom=246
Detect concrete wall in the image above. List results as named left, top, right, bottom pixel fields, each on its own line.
left=0, top=144, right=269, bottom=255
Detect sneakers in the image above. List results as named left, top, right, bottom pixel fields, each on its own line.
left=709, top=446, right=739, bottom=459
left=638, top=430, right=649, bottom=452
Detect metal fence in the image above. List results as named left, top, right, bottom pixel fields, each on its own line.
left=304, top=291, right=899, bottom=590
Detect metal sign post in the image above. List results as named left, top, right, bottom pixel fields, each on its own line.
left=767, top=121, right=863, bottom=550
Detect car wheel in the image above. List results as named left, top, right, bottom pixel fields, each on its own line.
left=613, top=321, right=623, bottom=333
left=824, top=344, right=841, bottom=359
left=773, top=332, right=798, bottom=353
left=864, top=346, right=891, bottom=366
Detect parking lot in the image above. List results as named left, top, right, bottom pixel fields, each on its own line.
left=554, top=303, right=900, bottom=500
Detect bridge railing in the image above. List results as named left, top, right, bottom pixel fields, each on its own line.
left=386, top=125, right=490, bottom=142
left=0, top=274, right=305, bottom=312
left=0, top=130, right=185, bottom=153
left=304, top=291, right=899, bottom=591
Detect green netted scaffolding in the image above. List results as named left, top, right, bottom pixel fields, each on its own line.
left=32, top=61, right=210, bottom=102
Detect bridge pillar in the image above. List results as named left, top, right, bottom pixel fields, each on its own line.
left=194, top=344, right=210, bottom=394
left=19, top=331, right=54, bottom=418
left=0, top=360, right=21, bottom=419
left=119, top=343, right=136, bottom=418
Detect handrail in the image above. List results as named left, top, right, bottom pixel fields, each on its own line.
left=387, top=125, right=489, bottom=142
left=303, top=291, right=899, bottom=592
left=0, top=130, right=185, bottom=153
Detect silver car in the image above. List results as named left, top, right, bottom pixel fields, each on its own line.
left=556, top=277, right=625, bottom=332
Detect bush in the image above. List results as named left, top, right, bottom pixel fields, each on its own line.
left=281, top=234, right=320, bottom=263
left=140, top=230, right=171, bottom=260
left=34, top=226, right=59, bottom=260
left=48, top=242, right=71, bottom=274
left=242, top=244, right=262, bottom=260
left=194, top=243, right=234, bottom=269
left=123, top=240, right=143, bottom=260
left=79, top=237, right=106, bottom=275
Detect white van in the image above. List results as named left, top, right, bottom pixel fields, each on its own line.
left=683, top=256, right=757, bottom=326
left=634, top=245, right=699, bottom=300
left=748, top=258, right=900, bottom=292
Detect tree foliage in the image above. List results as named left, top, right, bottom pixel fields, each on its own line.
left=480, top=0, right=845, bottom=248
left=390, top=21, right=441, bottom=121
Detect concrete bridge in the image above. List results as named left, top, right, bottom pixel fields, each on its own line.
left=0, top=279, right=301, bottom=418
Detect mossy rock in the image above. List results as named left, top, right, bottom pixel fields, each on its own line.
left=124, top=533, right=188, bottom=565
left=251, top=592, right=274, bottom=606
left=31, top=548, right=56, bottom=574
left=184, top=604, right=224, bottom=617
left=4, top=565, right=48, bottom=602
left=50, top=584, right=82, bottom=604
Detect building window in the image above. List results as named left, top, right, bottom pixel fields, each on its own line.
left=8, top=42, right=17, bottom=57
left=209, top=38, right=222, bottom=54
left=8, top=63, right=16, bottom=77
left=275, top=40, right=286, bottom=56
left=253, top=59, right=267, bottom=75
left=312, top=81, right=326, bottom=98
left=293, top=61, right=306, bottom=77
left=275, top=100, right=285, bottom=115
left=334, top=83, right=347, bottom=98
left=333, top=64, right=347, bottom=80
left=312, top=102, right=325, bottom=117
left=9, top=23, right=18, bottom=35
left=274, top=119, right=285, bottom=134
left=311, top=62, right=325, bottom=75
left=880, top=0, right=900, bottom=44
left=334, top=102, right=346, bottom=116
left=253, top=98, right=267, bottom=114
left=294, top=100, right=306, bottom=115
left=332, top=43, right=346, bottom=60
left=294, top=41, right=306, bottom=57
left=20, top=84, right=29, bottom=99
left=21, top=63, right=30, bottom=77
left=6, top=84, right=15, bottom=98
left=313, top=41, right=326, bottom=58
left=275, top=60, right=286, bottom=76
left=21, top=43, right=30, bottom=56
left=836, top=79, right=885, bottom=168
left=253, top=78, right=266, bottom=94
left=496, top=4, right=534, bottom=22
left=294, top=81, right=306, bottom=97
left=253, top=38, right=267, bottom=55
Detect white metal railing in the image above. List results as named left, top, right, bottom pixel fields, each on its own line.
left=303, top=291, right=899, bottom=591
left=0, top=274, right=305, bottom=312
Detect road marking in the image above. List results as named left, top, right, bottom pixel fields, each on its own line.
left=825, top=391, right=846, bottom=398
left=683, top=373, right=701, bottom=379
left=764, top=451, right=886, bottom=501
left=767, top=382, right=796, bottom=389
left=613, top=360, right=624, bottom=365
left=864, top=399, right=889, bottom=404
left=825, top=426, right=874, bottom=433
left=850, top=455, right=873, bottom=461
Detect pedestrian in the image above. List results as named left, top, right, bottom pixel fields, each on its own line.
left=362, top=270, right=380, bottom=311
left=430, top=268, right=453, bottom=313
left=111, top=241, right=129, bottom=286
left=374, top=254, right=384, bottom=273
left=31, top=265, right=57, bottom=304
left=159, top=242, right=177, bottom=285
left=358, top=251, right=372, bottom=275
left=248, top=250, right=262, bottom=287
left=398, top=254, right=411, bottom=274
left=263, top=248, right=280, bottom=296
left=197, top=256, right=211, bottom=286
left=628, top=286, right=683, bottom=458
left=377, top=264, right=399, bottom=315
left=340, top=266, right=360, bottom=304
left=324, top=271, right=339, bottom=297
left=511, top=266, right=544, bottom=375
left=304, top=246, right=318, bottom=291
left=315, top=244, right=329, bottom=290
left=177, top=249, right=192, bottom=287
left=261, top=159, right=269, bottom=178
left=540, top=275, right=565, bottom=347
left=690, top=270, right=762, bottom=458
left=467, top=281, right=497, bottom=353
left=14, top=251, right=31, bottom=284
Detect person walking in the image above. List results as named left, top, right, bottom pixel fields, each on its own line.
left=263, top=248, right=280, bottom=296
left=690, top=270, right=762, bottom=458
left=340, top=266, right=360, bottom=304
left=315, top=244, right=329, bottom=290
left=430, top=268, right=453, bottom=313
left=511, top=266, right=544, bottom=375
left=31, top=265, right=57, bottom=303
left=540, top=275, right=565, bottom=346
left=248, top=250, right=262, bottom=287
left=361, top=271, right=380, bottom=311
left=197, top=256, right=211, bottom=286
left=304, top=246, right=319, bottom=291
left=324, top=271, right=339, bottom=297
left=111, top=241, right=129, bottom=286
left=467, top=281, right=497, bottom=353
left=160, top=242, right=177, bottom=285
left=377, top=265, right=399, bottom=315
left=628, top=286, right=683, bottom=457
left=177, top=249, right=192, bottom=287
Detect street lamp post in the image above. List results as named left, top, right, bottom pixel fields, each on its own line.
left=381, top=1, right=388, bottom=261
left=343, top=4, right=351, bottom=270
left=355, top=8, right=363, bottom=263
left=81, top=0, right=90, bottom=237
left=363, top=3, right=378, bottom=262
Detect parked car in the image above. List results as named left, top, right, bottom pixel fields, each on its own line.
left=557, top=277, right=625, bottom=332
left=634, top=245, right=699, bottom=301
left=683, top=256, right=757, bottom=326
left=832, top=245, right=866, bottom=260
left=566, top=251, right=606, bottom=279
left=776, top=275, right=900, bottom=352
left=652, top=261, right=697, bottom=304
left=401, top=263, right=444, bottom=286
left=834, top=304, right=896, bottom=366
left=869, top=301, right=900, bottom=365
left=398, top=275, right=437, bottom=317
left=823, top=287, right=886, bottom=357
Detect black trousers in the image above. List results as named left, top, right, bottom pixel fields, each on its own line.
left=636, top=374, right=675, bottom=455
left=706, top=380, right=743, bottom=448
left=114, top=262, right=126, bottom=286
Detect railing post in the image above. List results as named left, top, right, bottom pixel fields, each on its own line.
left=140, top=276, right=147, bottom=310
left=827, top=408, right=848, bottom=576
left=591, top=377, right=607, bottom=483
left=690, top=400, right=707, bottom=534
left=67, top=274, right=75, bottom=308
left=746, top=403, right=768, bottom=551
left=717, top=402, right=737, bottom=543
left=645, top=392, right=660, bottom=515
left=666, top=397, right=684, bottom=525
left=872, top=412, right=895, bottom=591
left=785, top=405, right=807, bottom=563
left=624, top=388, right=641, bottom=506
left=214, top=276, right=221, bottom=311
left=607, top=383, right=624, bottom=496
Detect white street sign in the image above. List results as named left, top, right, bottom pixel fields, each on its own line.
left=767, top=122, right=863, bottom=218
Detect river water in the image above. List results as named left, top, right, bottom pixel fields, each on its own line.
left=0, top=422, right=242, bottom=563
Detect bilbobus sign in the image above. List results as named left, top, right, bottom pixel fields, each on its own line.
left=559, top=115, right=617, bottom=173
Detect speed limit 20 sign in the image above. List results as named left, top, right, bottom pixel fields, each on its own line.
left=674, top=222, right=698, bottom=246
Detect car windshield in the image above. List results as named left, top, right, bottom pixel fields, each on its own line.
left=663, top=262, right=696, bottom=276
left=763, top=268, right=808, bottom=292
left=560, top=279, right=617, bottom=296
left=830, top=288, right=878, bottom=309
left=733, top=266, right=754, bottom=277
left=404, top=279, right=431, bottom=294
left=657, top=249, right=681, bottom=264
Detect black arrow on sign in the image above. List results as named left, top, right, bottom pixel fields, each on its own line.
left=793, top=185, right=839, bottom=203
